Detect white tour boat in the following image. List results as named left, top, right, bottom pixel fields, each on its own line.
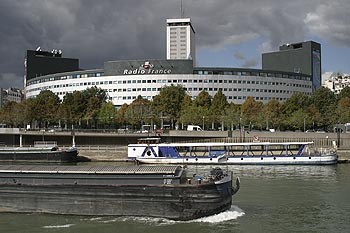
left=128, top=138, right=338, bottom=165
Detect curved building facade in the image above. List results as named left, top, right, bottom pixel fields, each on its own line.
left=25, top=59, right=312, bottom=107
left=24, top=18, right=316, bottom=107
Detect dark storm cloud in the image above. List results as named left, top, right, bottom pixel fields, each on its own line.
left=0, top=0, right=349, bottom=88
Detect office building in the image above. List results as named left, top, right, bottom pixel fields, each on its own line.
left=166, top=18, right=196, bottom=64
left=262, top=41, right=321, bottom=90
left=25, top=18, right=315, bottom=107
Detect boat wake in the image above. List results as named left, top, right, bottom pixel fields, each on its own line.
left=88, top=205, right=245, bottom=225
left=191, top=205, right=245, bottom=223
left=42, top=224, right=75, bottom=229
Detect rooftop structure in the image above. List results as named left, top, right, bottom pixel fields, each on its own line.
left=166, top=18, right=196, bottom=64
left=262, top=41, right=321, bottom=90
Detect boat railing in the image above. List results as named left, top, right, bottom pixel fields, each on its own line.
left=317, top=147, right=337, bottom=156
left=34, top=141, right=57, bottom=148
left=304, top=146, right=337, bottom=156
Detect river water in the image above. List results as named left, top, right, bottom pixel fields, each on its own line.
left=0, top=163, right=349, bottom=233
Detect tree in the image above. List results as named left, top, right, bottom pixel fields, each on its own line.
left=61, top=91, right=86, bottom=128
left=336, top=97, right=350, bottom=124
left=280, top=92, right=310, bottom=130
left=305, top=104, right=322, bottom=130
left=284, top=109, right=308, bottom=131
left=85, top=96, right=101, bottom=128
left=151, top=85, right=186, bottom=127
left=281, top=92, right=309, bottom=115
left=221, top=103, right=241, bottom=130
left=210, top=90, right=228, bottom=129
left=241, top=96, right=263, bottom=129
left=195, top=90, right=211, bottom=109
left=178, top=95, right=194, bottom=129
left=0, top=101, right=24, bottom=127
left=82, top=86, right=108, bottom=106
left=263, top=99, right=281, bottom=130
left=31, top=90, right=61, bottom=128
left=116, top=103, right=129, bottom=128
left=309, top=87, right=337, bottom=129
left=338, top=86, right=350, bottom=101
left=310, top=86, right=336, bottom=115
left=126, top=96, right=151, bottom=129
left=97, top=102, right=116, bottom=127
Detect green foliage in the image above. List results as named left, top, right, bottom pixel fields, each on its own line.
left=97, top=102, right=116, bottom=126
left=61, top=91, right=86, bottom=125
left=338, top=86, right=350, bottom=101
left=263, top=99, right=281, bottom=130
left=336, top=97, right=350, bottom=123
left=241, top=96, right=263, bottom=126
left=152, top=85, right=186, bottom=124
left=126, top=96, right=151, bottom=127
left=115, top=103, right=129, bottom=126
left=310, top=87, right=336, bottom=115
left=281, top=92, right=309, bottom=115
left=195, top=91, right=211, bottom=109
left=221, top=103, right=241, bottom=130
left=1, top=85, right=347, bottom=131
left=309, top=87, right=337, bottom=128
left=211, top=90, right=228, bottom=114
left=82, top=86, right=108, bottom=105
left=0, top=101, right=26, bottom=127
left=31, top=90, right=61, bottom=127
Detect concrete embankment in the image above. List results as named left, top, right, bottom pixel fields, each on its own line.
left=337, top=151, right=350, bottom=163
left=77, top=146, right=350, bottom=163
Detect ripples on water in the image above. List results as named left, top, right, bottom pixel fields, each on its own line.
left=42, top=223, right=75, bottom=229
left=2, top=163, right=349, bottom=233
left=187, top=164, right=338, bottom=180
left=37, top=206, right=245, bottom=231
left=79, top=205, right=245, bottom=226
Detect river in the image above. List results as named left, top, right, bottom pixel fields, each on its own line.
left=0, top=163, right=349, bottom=233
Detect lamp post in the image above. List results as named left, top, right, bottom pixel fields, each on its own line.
left=239, top=117, right=242, bottom=142
left=202, top=116, right=205, bottom=131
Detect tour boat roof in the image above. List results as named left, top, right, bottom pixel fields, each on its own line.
left=131, top=141, right=314, bottom=147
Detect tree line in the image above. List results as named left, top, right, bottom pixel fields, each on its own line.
left=1, top=85, right=350, bottom=132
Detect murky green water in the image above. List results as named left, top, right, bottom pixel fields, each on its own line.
left=1, top=163, right=349, bottom=233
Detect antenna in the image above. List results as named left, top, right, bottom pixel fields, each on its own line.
left=180, top=0, right=185, bottom=18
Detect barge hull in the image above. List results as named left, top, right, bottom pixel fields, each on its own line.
left=0, top=165, right=235, bottom=220
left=0, top=150, right=78, bottom=162
left=0, top=183, right=232, bottom=220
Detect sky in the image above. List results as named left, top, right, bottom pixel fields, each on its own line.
left=0, top=0, right=350, bottom=89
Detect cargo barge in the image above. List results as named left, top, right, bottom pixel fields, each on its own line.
left=0, top=165, right=240, bottom=220
left=0, top=141, right=78, bottom=163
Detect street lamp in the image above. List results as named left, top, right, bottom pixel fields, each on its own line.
left=239, top=117, right=242, bottom=142
left=202, top=116, right=205, bottom=130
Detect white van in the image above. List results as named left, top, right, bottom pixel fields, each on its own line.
left=187, top=125, right=203, bottom=131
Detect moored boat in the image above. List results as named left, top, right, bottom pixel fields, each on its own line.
left=0, top=141, right=78, bottom=163
left=128, top=139, right=338, bottom=165
left=0, top=165, right=240, bottom=220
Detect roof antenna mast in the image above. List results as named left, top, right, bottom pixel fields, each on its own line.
left=180, top=0, right=185, bottom=18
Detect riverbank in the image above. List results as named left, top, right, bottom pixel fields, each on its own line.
left=77, top=146, right=350, bottom=163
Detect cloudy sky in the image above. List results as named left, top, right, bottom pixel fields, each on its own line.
left=1, top=0, right=350, bottom=89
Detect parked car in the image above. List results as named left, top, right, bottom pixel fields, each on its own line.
left=155, top=129, right=164, bottom=134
